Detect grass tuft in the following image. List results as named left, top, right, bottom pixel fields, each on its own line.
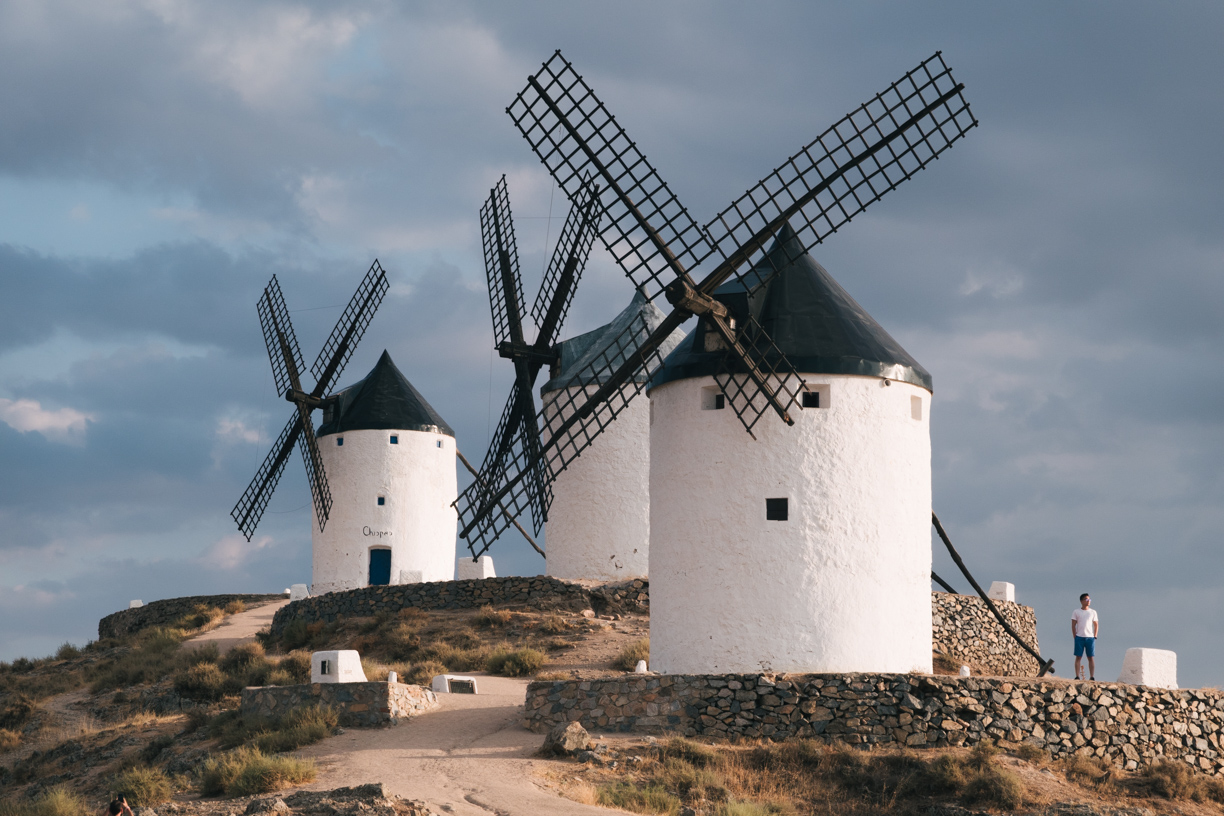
left=0, top=728, right=20, bottom=752
left=613, top=638, right=650, bottom=671
left=485, top=647, right=546, bottom=677
left=0, top=787, right=88, bottom=816
left=596, top=782, right=681, bottom=815
left=112, top=765, right=173, bottom=807
left=199, top=746, right=316, bottom=797
left=474, top=605, right=513, bottom=627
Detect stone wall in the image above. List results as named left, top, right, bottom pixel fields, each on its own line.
left=268, top=577, right=648, bottom=638
left=931, top=591, right=1040, bottom=676
left=98, top=594, right=284, bottom=640
left=241, top=681, right=437, bottom=727
left=524, top=673, right=1224, bottom=773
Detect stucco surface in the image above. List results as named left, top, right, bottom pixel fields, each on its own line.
left=649, top=374, right=932, bottom=675
left=1119, top=648, right=1178, bottom=689
left=312, top=428, right=457, bottom=593
left=542, top=386, right=649, bottom=581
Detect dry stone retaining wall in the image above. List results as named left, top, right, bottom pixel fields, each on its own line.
left=525, top=673, right=1224, bottom=773
left=932, top=591, right=1040, bottom=676
left=268, top=577, right=648, bottom=638
left=241, top=681, right=437, bottom=727
left=98, top=593, right=284, bottom=640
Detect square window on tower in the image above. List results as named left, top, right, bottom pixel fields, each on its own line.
left=377, top=496, right=385, bottom=506
left=389, top=435, right=399, bottom=444
left=766, top=498, right=789, bottom=521
left=336, top=437, right=344, bottom=446
left=701, top=386, right=727, bottom=410
left=802, top=391, right=820, bottom=409
left=436, top=440, right=443, bottom=448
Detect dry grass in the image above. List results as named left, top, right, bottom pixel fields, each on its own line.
left=0, top=787, right=88, bottom=816
left=224, top=599, right=247, bottom=614
left=0, top=727, right=21, bottom=752
left=112, top=765, right=173, bottom=807
left=486, top=647, right=547, bottom=677
left=613, top=638, right=651, bottom=671
left=475, top=605, right=514, bottom=627
left=566, top=737, right=1038, bottom=816
left=1128, top=758, right=1224, bottom=803
left=199, top=746, right=316, bottom=797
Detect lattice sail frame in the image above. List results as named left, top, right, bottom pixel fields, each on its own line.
left=232, top=261, right=390, bottom=541
left=457, top=50, right=976, bottom=554
left=481, top=177, right=527, bottom=349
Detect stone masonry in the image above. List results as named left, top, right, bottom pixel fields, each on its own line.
left=932, top=591, right=1040, bottom=676
left=524, top=673, right=1224, bottom=774
left=98, top=593, right=284, bottom=640
left=241, top=681, right=437, bottom=727
left=267, top=577, right=648, bottom=639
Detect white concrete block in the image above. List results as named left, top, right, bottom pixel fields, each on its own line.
left=399, top=570, right=423, bottom=585
left=129, top=600, right=143, bottom=609
left=431, top=674, right=478, bottom=694
left=987, top=582, right=1015, bottom=603
left=386, top=671, right=398, bottom=684
left=457, top=555, right=495, bottom=580
left=1118, top=648, right=1178, bottom=689
left=959, top=665, right=971, bottom=678
left=311, top=650, right=367, bottom=684
left=634, top=660, right=649, bottom=674
left=290, top=584, right=310, bottom=601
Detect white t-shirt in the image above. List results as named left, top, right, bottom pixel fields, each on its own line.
left=1072, top=607, right=1098, bottom=638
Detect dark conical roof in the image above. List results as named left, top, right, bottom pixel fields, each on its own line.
left=649, top=224, right=931, bottom=391
left=541, top=290, right=685, bottom=393
left=316, top=350, right=454, bottom=437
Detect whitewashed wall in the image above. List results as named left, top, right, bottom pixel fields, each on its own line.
left=542, top=386, right=650, bottom=581
left=311, top=428, right=457, bottom=594
left=649, top=374, right=932, bottom=675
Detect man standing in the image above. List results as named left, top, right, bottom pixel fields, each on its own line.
left=1072, top=593, right=1099, bottom=681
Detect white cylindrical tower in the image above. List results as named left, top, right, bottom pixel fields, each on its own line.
left=541, top=292, right=683, bottom=582
left=311, top=351, right=457, bottom=594
left=648, top=226, right=933, bottom=675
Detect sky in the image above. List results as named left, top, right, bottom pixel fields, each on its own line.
left=0, top=1, right=1221, bottom=687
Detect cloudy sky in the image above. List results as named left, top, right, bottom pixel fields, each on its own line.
left=1, top=1, right=1221, bottom=686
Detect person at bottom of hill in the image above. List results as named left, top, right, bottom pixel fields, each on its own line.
left=105, top=795, right=134, bottom=816
left=1072, top=592, right=1099, bottom=681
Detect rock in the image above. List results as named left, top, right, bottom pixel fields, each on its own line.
left=243, top=799, right=289, bottom=815
left=542, top=721, right=593, bottom=756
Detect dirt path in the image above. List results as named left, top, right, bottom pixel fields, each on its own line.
left=182, top=599, right=289, bottom=655
left=294, top=673, right=626, bottom=815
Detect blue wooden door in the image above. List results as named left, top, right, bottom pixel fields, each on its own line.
left=368, top=548, right=391, bottom=585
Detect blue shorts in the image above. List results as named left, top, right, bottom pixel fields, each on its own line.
left=1074, top=636, right=1096, bottom=658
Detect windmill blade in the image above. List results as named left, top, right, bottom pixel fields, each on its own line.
left=472, top=379, right=550, bottom=531
left=457, top=306, right=683, bottom=555
left=703, top=52, right=976, bottom=292
left=530, top=177, right=601, bottom=345
left=508, top=51, right=713, bottom=302
left=482, top=177, right=528, bottom=348
left=712, top=313, right=808, bottom=437
left=310, top=260, right=391, bottom=396
left=295, top=402, right=333, bottom=531
left=257, top=275, right=306, bottom=399
left=231, top=412, right=305, bottom=540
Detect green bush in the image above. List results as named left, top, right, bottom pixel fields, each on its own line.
left=54, top=643, right=81, bottom=661
left=113, top=766, right=172, bottom=807
left=275, top=651, right=312, bottom=684
left=0, top=695, right=35, bottom=730
left=613, top=638, right=650, bottom=671
left=961, top=766, right=1024, bottom=809
left=174, top=662, right=227, bottom=701
left=485, top=647, right=546, bottom=677
left=404, top=660, right=448, bottom=686
left=199, top=746, right=315, bottom=797
left=280, top=620, right=310, bottom=651
left=253, top=705, right=338, bottom=754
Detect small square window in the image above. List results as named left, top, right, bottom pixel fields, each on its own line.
left=336, top=437, right=344, bottom=446
left=436, top=440, right=443, bottom=448
left=389, top=435, right=398, bottom=444
left=802, top=391, right=820, bottom=409
left=714, top=394, right=725, bottom=410
left=320, top=659, right=332, bottom=675
left=766, top=497, right=789, bottom=521
left=377, top=496, right=385, bottom=506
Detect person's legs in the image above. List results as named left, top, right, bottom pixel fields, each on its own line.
left=1074, top=636, right=1086, bottom=678
left=1085, top=637, right=1096, bottom=680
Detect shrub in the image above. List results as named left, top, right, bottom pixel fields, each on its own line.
left=485, top=647, right=546, bottom=677
left=174, top=662, right=226, bottom=701
left=1131, top=758, right=1224, bottom=802
left=0, top=729, right=20, bottom=752
left=199, top=746, right=315, bottom=797
left=361, top=659, right=389, bottom=681
left=404, top=660, right=448, bottom=686
left=1011, top=742, right=1047, bottom=763
left=113, top=765, right=172, bottom=807
left=904, top=753, right=965, bottom=796
left=961, top=765, right=1024, bottom=809
left=181, top=642, right=220, bottom=667
left=597, top=782, right=681, bottom=815
left=0, top=695, right=35, bottom=730
left=475, top=605, right=513, bottom=627
left=661, top=737, right=718, bottom=769
left=423, top=642, right=490, bottom=672
left=276, top=651, right=312, bottom=684
left=281, top=620, right=310, bottom=651
left=613, top=638, right=650, bottom=671
left=536, top=615, right=571, bottom=634
left=0, top=786, right=88, bottom=816
left=1059, top=753, right=1112, bottom=787
left=252, top=705, right=338, bottom=754
left=54, top=643, right=81, bottom=661
left=224, top=600, right=247, bottom=614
